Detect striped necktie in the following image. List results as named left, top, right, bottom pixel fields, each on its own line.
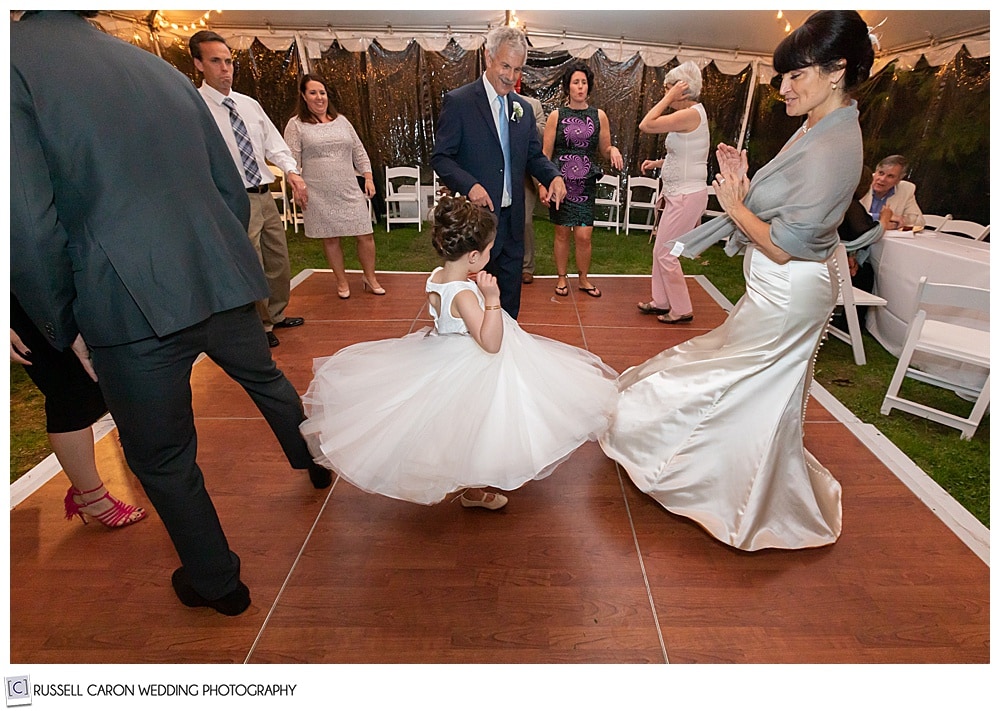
left=222, top=97, right=262, bottom=186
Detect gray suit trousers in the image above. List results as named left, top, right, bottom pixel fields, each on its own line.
left=91, top=303, right=312, bottom=599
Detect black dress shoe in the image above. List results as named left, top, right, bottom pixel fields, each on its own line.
left=266, top=331, right=280, bottom=348
left=273, top=317, right=304, bottom=329
left=307, top=463, right=333, bottom=489
left=171, top=567, right=250, bottom=616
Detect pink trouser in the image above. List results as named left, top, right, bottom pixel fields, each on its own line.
left=649, top=190, right=708, bottom=314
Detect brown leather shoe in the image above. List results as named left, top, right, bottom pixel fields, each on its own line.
left=522, top=272, right=534, bottom=284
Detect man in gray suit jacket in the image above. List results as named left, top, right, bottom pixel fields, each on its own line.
left=10, top=11, right=331, bottom=616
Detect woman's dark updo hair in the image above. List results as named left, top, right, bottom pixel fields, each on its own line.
left=295, top=74, right=339, bottom=124
left=773, top=10, right=874, bottom=91
left=561, top=61, right=595, bottom=95
left=431, top=195, right=498, bottom=262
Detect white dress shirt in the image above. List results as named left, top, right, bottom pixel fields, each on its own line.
left=198, top=83, right=299, bottom=187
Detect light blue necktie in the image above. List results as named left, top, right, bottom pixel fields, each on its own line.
left=222, top=96, right=263, bottom=186
left=497, top=95, right=512, bottom=201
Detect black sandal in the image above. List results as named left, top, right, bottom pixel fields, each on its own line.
left=554, top=275, right=569, bottom=297
left=579, top=284, right=602, bottom=298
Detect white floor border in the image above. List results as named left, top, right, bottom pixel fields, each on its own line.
left=11, top=273, right=989, bottom=566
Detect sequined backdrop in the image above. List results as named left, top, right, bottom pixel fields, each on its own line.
left=154, top=37, right=988, bottom=224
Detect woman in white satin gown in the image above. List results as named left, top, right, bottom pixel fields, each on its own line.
left=600, top=11, right=875, bottom=550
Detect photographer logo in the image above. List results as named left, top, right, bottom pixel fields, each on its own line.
left=4, top=676, right=31, bottom=707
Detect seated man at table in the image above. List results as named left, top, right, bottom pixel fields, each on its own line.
left=859, top=154, right=923, bottom=228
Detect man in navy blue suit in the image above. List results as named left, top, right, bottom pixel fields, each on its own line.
left=432, top=26, right=565, bottom=318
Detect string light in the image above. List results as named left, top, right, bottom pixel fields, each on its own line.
left=776, top=10, right=791, bottom=33
left=154, top=9, right=222, bottom=33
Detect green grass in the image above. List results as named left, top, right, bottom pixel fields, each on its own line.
left=11, top=216, right=989, bottom=526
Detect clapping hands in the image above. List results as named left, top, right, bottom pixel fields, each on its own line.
left=716, top=143, right=747, bottom=180
left=712, top=143, right=749, bottom=214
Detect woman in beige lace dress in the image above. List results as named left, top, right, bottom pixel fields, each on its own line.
left=284, top=74, right=385, bottom=298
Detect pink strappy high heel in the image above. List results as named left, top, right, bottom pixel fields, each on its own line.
left=63, top=485, right=147, bottom=528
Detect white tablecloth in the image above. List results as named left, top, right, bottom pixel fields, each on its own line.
left=867, top=231, right=990, bottom=390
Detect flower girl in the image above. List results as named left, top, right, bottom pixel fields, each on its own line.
left=300, top=195, right=618, bottom=510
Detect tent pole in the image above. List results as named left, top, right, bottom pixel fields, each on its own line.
left=295, top=32, right=310, bottom=73
left=736, top=59, right=757, bottom=150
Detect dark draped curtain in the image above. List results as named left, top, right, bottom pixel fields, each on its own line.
left=231, top=39, right=302, bottom=136
left=310, top=39, right=482, bottom=214
left=855, top=49, right=990, bottom=224
left=151, top=36, right=988, bottom=224
left=162, top=39, right=197, bottom=86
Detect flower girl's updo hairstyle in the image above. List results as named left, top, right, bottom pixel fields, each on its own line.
left=772, top=10, right=875, bottom=92
left=431, top=195, right=498, bottom=262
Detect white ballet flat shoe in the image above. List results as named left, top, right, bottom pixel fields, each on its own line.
left=459, top=491, right=508, bottom=510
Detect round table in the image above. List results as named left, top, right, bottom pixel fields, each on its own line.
left=867, top=230, right=989, bottom=391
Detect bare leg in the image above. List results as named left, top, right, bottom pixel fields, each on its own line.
left=321, top=237, right=350, bottom=296
left=52, top=427, right=145, bottom=525
left=575, top=226, right=595, bottom=289
left=49, top=428, right=102, bottom=493
left=553, top=225, right=572, bottom=292
left=356, top=234, right=384, bottom=292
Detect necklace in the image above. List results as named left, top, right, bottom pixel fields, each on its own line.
left=800, top=122, right=810, bottom=134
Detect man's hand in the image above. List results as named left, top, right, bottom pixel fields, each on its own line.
left=70, top=333, right=98, bottom=382
left=467, top=183, right=494, bottom=212
left=546, top=177, right=567, bottom=211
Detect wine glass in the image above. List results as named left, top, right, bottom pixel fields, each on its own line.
left=901, top=213, right=926, bottom=233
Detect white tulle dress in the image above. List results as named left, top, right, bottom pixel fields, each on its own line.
left=300, top=268, right=619, bottom=505
left=599, top=246, right=843, bottom=551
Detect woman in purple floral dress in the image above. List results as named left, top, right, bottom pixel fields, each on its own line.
left=541, top=63, right=623, bottom=298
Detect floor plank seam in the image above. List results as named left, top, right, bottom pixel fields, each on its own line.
left=615, top=462, right=670, bottom=664
left=244, top=476, right=340, bottom=663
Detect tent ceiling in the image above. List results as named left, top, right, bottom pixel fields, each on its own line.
left=126, top=9, right=989, bottom=56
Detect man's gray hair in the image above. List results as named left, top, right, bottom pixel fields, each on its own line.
left=485, top=26, right=528, bottom=61
left=877, top=154, right=909, bottom=173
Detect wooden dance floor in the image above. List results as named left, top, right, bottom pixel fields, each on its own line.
left=8, top=271, right=989, bottom=665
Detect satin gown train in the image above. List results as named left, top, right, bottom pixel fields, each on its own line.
left=599, top=246, right=843, bottom=551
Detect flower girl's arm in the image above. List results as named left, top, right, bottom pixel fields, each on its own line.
left=454, top=272, right=503, bottom=354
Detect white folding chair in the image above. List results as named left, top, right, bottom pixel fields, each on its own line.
left=283, top=173, right=304, bottom=233
left=827, top=243, right=887, bottom=366
left=880, top=276, right=990, bottom=440
left=593, top=174, right=621, bottom=233
left=431, top=172, right=442, bottom=208
left=384, top=166, right=422, bottom=232
left=624, top=175, right=659, bottom=235
left=938, top=219, right=989, bottom=241
left=268, top=166, right=287, bottom=228
left=704, top=184, right=724, bottom=219
left=922, top=213, right=952, bottom=232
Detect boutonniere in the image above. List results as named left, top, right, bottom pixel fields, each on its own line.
left=511, top=102, right=523, bottom=123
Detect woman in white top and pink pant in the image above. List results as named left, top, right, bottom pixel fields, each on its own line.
left=636, top=61, right=710, bottom=324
